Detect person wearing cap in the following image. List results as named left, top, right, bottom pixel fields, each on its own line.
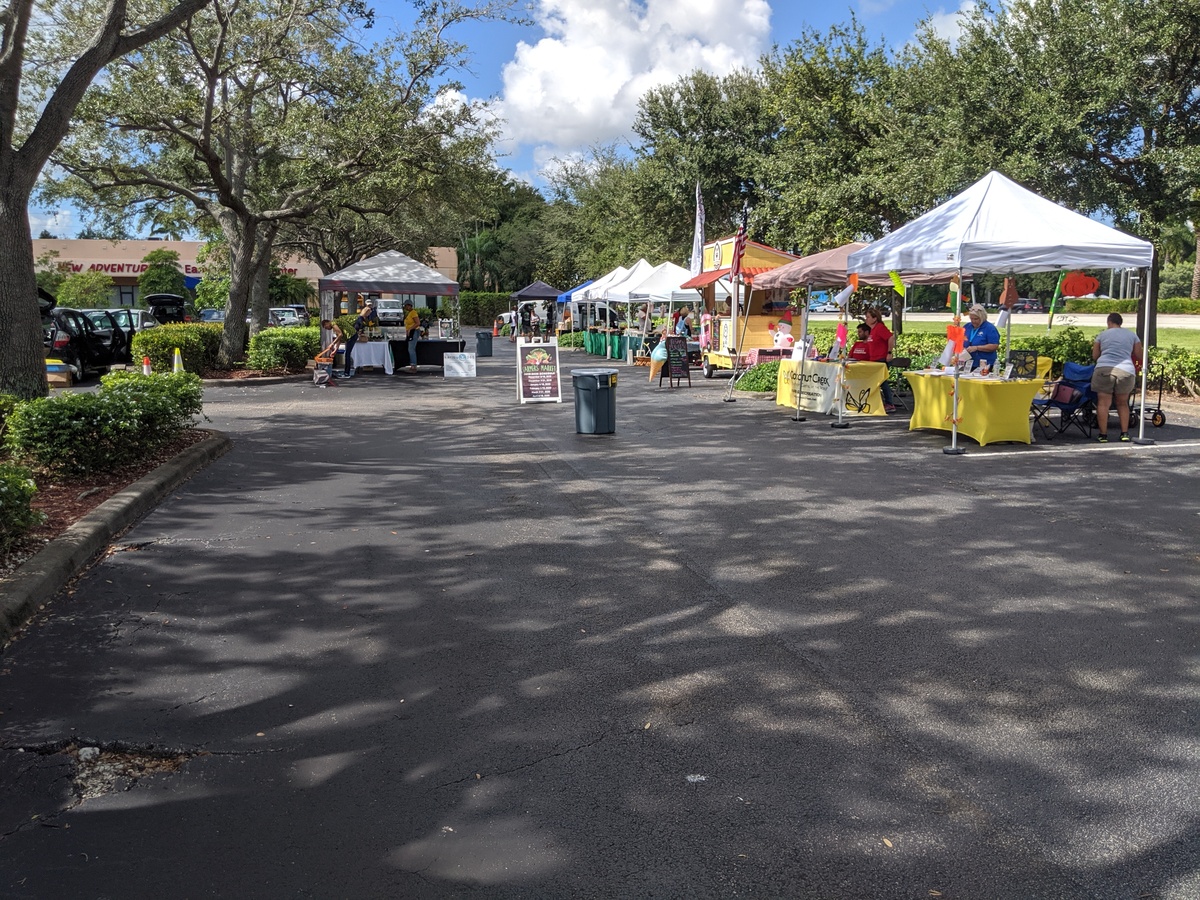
left=402, top=300, right=421, bottom=371
left=341, top=299, right=374, bottom=378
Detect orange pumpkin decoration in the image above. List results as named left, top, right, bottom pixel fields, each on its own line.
left=1061, top=271, right=1100, bottom=298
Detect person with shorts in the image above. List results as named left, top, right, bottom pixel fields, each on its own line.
left=1091, top=312, right=1142, bottom=442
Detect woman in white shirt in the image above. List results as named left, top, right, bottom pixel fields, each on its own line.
left=1091, top=312, right=1143, bottom=442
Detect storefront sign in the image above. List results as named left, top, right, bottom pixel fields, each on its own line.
left=517, top=340, right=562, bottom=403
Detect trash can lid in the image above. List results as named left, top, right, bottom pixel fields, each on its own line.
left=571, top=368, right=618, bottom=376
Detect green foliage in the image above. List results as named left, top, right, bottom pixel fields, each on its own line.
left=4, top=372, right=202, bottom=476
left=1147, top=345, right=1200, bottom=396
left=269, top=266, right=316, bottom=308
left=247, top=326, right=321, bottom=371
left=1009, top=326, right=1095, bottom=366
left=132, top=324, right=223, bottom=374
left=0, top=462, right=44, bottom=553
left=35, top=249, right=70, bottom=297
left=1158, top=262, right=1196, bottom=299
left=458, top=291, right=511, bottom=326
left=556, top=330, right=584, bottom=348
left=137, top=248, right=188, bottom=298
left=55, top=269, right=115, bottom=308
left=0, top=393, right=17, bottom=436
left=194, top=276, right=231, bottom=311
left=735, top=361, right=781, bottom=392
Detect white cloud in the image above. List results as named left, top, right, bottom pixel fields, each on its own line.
left=925, top=2, right=977, bottom=45
left=497, top=0, right=771, bottom=166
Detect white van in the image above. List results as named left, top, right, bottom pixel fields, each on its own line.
left=374, top=298, right=406, bottom=325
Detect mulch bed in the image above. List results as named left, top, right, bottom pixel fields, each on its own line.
left=0, top=430, right=207, bottom=580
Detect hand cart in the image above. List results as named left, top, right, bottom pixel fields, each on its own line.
left=1129, top=363, right=1166, bottom=428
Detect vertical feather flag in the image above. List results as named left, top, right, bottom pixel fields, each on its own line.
left=689, top=182, right=705, bottom=276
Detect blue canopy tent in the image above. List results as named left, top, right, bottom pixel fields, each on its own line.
left=557, top=279, right=593, bottom=303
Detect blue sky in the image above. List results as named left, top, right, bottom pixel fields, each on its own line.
left=32, top=0, right=968, bottom=237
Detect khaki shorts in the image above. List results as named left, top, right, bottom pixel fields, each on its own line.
left=1092, top=366, right=1135, bottom=395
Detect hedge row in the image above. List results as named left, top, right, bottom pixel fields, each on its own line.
left=4, top=371, right=204, bottom=477
left=132, top=323, right=223, bottom=374
left=754, top=325, right=1200, bottom=396
left=0, top=461, right=42, bottom=553
left=247, top=326, right=322, bottom=371
left=1060, top=298, right=1200, bottom=314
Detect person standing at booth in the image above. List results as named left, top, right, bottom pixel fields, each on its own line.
left=342, top=299, right=374, bottom=378
left=403, top=300, right=421, bottom=372
left=963, top=305, right=1000, bottom=372
left=1092, top=312, right=1142, bottom=442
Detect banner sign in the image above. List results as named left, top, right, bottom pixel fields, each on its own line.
left=776, top=360, right=887, bottom=416
left=517, top=339, right=562, bottom=403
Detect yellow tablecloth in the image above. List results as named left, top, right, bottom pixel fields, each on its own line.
left=776, top=359, right=888, bottom=416
left=904, top=372, right=1044, bottom=445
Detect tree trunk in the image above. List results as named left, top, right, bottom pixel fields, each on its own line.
left=0, top=189, right=48, bottom=399
left=1192, top=232, right=1200, bottom=300
left=215, top=210, right=256, bottom=369
left=248, top=223, right=279, bottom=333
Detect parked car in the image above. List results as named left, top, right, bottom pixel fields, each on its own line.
left=40, top=292, right=121, bottom=382
left=281, top=304, right=311, bottom=325
left=268, top=307, right=303, bottom=327
left=199, top=308, right=226, bottom=323
left=1011, top=298, right=1045, bottom=313
left=810, top=301, right=842, bottom=313
left=145, top=293, right=196, bottom=324
left=100, top=307, right=161, bottom=336
left=79, top=310, right=133, bottom=364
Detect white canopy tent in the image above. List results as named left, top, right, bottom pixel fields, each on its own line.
left=594, top=259, right=655, bottom=302
left=847, top=171, right=1153, bottom=275
left=582, top=264, right=633, bottom=301
left=624, top=261, right=708, bottom=304
left=847, top=170, right=1157, bottom=449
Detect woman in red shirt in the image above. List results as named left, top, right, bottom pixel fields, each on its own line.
left=863, top=307, right=897, bottom=412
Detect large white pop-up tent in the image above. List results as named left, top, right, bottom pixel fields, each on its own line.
left=847, top=170, right=1156, bottom=448
left=847, top=171, right=1153, bottom=275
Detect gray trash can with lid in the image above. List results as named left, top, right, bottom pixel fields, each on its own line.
left=571, top=368, right=618, bottom=434
left=475, top=331, right=493, bottom=357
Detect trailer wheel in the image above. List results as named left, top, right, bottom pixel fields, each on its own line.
left=1152, top=410, right=1166, bottom=428
left=703, top=361, right=714, bottom=379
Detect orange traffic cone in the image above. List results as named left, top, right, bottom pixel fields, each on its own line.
left=493, top=319, right=499, bottom=337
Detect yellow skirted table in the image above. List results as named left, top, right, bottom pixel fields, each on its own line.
left=904, top=371, right=1045, bottom=446
left=776, top=359, right=888, bottom=416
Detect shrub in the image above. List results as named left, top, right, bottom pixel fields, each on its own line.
left=247, top=325, right=320, bottom=371
left=4, top=372, right=202, bottom=476
left=0, top=462, right=43, bottom=553
left=1147, top=345, right=1200, bottom=396
left=0, top=392, right=17, bottom=438
left=132, top=323, right=222, bottom=374
left=735, top=360, right=781, bottom=392
left=557, top=330, right=584, bottom=349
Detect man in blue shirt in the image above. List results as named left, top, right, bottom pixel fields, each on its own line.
left=964, top=304, right=1000, bottom=371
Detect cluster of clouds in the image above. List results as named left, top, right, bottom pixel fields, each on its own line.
left=491, top=0, right=969, bottom=177
left=495, top=0, right=773, bottom=172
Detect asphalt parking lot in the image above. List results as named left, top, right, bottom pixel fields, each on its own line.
left=3, top=336, right=1200, bottom=898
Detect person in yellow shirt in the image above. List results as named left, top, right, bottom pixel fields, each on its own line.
left=402, top=300, right=421, bottom=372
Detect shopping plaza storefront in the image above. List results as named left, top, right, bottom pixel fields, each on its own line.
left=31, top=239, right=459, bottom=308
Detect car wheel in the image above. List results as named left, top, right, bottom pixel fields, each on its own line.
left=703, top=361, right=714, bottom=379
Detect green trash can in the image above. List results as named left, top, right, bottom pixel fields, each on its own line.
left=572, top=368, right=618, bottom=434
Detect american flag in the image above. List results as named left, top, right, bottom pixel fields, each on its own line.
left=730, top=205, right=749, bottom=279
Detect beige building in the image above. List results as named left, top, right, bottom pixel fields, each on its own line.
left=32, top=239, right=457, bottom=307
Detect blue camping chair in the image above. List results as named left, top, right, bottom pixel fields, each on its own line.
left=1031, top=361, right=1096, bottom=440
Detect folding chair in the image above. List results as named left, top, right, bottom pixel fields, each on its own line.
left=1031, top=361, right=1096, bottom=440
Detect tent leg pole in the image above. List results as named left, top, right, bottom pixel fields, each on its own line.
left=944, top=371, right=966, bottom=454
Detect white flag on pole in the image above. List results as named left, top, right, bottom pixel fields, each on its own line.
left=689, top=181, right=705, bottom=276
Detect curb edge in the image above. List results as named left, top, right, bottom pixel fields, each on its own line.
left=0, top=430, right=232, bottom=646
